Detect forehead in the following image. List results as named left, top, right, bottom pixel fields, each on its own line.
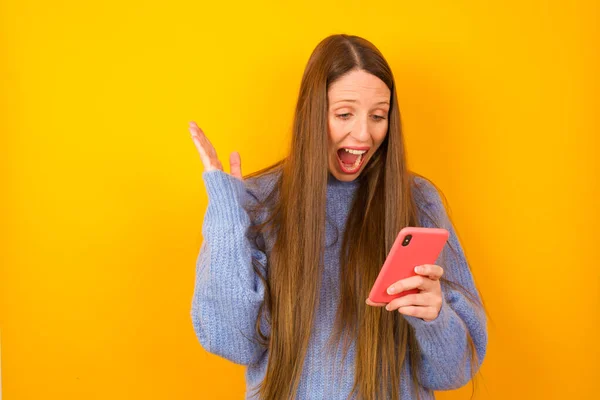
left=328, top=70, right=390, bottom=102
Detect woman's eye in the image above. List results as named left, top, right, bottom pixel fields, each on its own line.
left=335, top=113, right=386, bottom=121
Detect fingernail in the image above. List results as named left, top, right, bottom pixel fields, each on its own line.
left=385, top=304, right=390, bottom=311
left=189, top=121, right=196, bottom=128
left=415, top=266, right=423, bottom=273
left=387, top=286, right=395, bottom=294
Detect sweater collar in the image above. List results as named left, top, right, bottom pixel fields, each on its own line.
left=327, top=171, right=360, bottom=190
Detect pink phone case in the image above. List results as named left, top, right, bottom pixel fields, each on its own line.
left=368, top=227, right=449, bottom=303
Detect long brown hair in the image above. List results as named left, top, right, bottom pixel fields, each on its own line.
left=241, top=34, right=487, bottom=400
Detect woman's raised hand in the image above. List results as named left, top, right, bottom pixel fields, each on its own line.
left=189, top=121, right=243, bottom=180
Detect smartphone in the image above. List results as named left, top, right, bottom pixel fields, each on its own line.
left=368, top=226, right=449, bottom=304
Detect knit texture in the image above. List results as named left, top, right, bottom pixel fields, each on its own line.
left=191, top=169, right=487, bottom=399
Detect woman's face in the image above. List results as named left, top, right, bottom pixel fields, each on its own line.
left=327, top=69, right=391, bottom=181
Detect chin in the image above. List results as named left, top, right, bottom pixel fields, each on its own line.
left=329, top=164, right=363, bottom=182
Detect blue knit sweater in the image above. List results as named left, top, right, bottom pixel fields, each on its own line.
left=191, top=169, right=487, bottom=399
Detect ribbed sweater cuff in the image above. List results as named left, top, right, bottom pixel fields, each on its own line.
left=403, top=295, right=462, bottom=343
left=201, top=170, right=248, bottom=230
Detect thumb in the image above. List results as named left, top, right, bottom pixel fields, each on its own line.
left=229, top=151, right=242, bottom=180
left=365, top=298, right=387, bottom=307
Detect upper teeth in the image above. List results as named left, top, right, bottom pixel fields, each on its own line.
left=343, top=148, right=367, bottom=155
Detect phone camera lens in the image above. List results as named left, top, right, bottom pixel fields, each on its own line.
left=402, top=234, right=412, bottom=247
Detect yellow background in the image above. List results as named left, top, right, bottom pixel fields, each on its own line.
left=1, top=1, right=598, bottom=399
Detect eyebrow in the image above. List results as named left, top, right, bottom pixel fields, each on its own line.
left=331, top=99, right=390, bottom=106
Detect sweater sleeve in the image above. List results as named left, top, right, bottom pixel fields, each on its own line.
left=403, top=177, right=488, bottom=390
left=190, top=169, right=268, bottom=366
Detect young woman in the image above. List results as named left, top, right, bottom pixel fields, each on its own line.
left=189, top=34, right=487, bottom=400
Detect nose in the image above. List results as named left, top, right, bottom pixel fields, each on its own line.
left=350, top=114, right=370, bottom=142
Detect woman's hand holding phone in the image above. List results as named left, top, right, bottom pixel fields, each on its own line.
left=189, top=120, right=242, bottom=179
left=366, top=263, right=444, bottom=322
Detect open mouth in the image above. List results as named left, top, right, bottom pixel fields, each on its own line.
left=336, top=147, right=369, bottom=174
